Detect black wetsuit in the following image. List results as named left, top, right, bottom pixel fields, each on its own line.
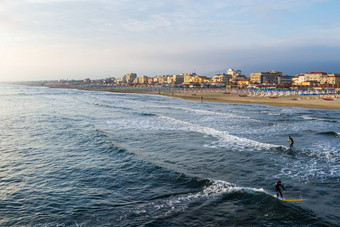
left=275, top=183, right=286, bottom=199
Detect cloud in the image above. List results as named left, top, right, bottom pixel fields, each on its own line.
left=0, top=0, right=339, bottom=81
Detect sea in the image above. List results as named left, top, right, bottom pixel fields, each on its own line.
left=0, top=83, right=339, bottom=226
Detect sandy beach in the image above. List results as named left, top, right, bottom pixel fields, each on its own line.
left=71, top=86, right=340, bottom=109
left=161, top=91, right=340, bottom=109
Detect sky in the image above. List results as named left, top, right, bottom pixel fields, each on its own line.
left=1, top=0, right=340, bottom=81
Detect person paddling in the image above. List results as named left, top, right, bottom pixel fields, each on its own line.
left=275, top=181, right=286, bottom=200
left=288, top=136, right=294, bottom=149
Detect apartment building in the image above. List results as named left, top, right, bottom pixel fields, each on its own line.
left=280, top=75, right=293, bottom=84
left=148, top=77, right=154, bottom=84
left=138, top=76, right=148, bottom=84
left=125, top=73, right=137, bottom=83
left=250, top=71, right=283, bottom=84
left=83, top=78, right=91, bottom=83
left=183, top=73, right=197, bottom=85
left=172, top=74, right=184, bottom=84
left=192, top=75, right=210, bottom=85
left=323, top=74, right=340, bottom=86
left=293, top=72, right=340, bottom=86
left=227, top=68, right=242, bottom=78
left=211, top=73, right=232, bottom=86
left=117, top=75, right=127, bottom=83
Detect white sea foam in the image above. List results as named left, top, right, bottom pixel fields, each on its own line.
left=107, top=114, right=282, bottom=151
left=152, top=105, right=265, bottom=124
left=301, top=115, right=340, bottom=123
left=157, top=115, right=280, bottom=150
left=274, top=143, right=340, bottom=182
left=107, top=116, right=190, bottom=131
left=131, top=179, right=267, bottom=219
left=306, top=143, right=340, bottom=164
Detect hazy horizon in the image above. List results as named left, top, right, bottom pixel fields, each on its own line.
left=1, top=0, right=340, bottom=81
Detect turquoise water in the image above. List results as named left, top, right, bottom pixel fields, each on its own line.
left=0, top=84, right=339, bottom=226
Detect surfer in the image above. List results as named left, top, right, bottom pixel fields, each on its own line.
left=275, top=181, right=286, bottom=200
left=288, top=136, right=294, bottom=149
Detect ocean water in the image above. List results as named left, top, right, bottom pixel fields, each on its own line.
left=0, top=84, right=339, bottom=226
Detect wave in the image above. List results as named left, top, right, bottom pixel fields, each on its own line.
left=316, top=131, right=340, bottom=137
left=123, top=178, right=268, bottom=223
left=157, top=115, right=281, bottom=151
left=152, top=105, right=272, bottom=125
left=121, top=175, right=330, bottom=226
left=301, top=115, right=340, bottom=123
left=85, top=101, right=134, bottom=111
left=106, top=113, right=284, bottom=151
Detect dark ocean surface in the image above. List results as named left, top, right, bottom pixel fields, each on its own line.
left=0, top=84, right=339, bottom=226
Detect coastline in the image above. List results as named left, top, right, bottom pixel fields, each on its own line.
left=46, top=85, right=340, bottom=110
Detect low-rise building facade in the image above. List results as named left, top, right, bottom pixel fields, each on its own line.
left=183, top=73, right=197, bottom=85
left=172, top=74, right=184, bottom=84
left=125, top=73, right=137, bottom=83
left=250, top=71, right=283, bottom=84
left=292, top=72, right=340, bottom=86
left=211, top=73, right=232, bottom=86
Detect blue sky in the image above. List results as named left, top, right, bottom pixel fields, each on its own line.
left=1, top=0, right=340, bottom=81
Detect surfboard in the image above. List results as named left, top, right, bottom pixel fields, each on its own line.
left=274, top=195, right=307, bottom=202
left=282, top=199, right=308, bottom=202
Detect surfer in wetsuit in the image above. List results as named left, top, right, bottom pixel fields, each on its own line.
left=275, top=181, right=286, bottom=200
left=288, top=136, right=294, bottom=149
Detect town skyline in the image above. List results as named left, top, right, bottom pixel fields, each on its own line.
left=1, top=0, right=340, bottom=81
left=36, top=69, right=338, bottom=89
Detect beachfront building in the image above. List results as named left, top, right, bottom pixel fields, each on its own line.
left=172, top=74, right=184, bottom=84
left=125, top=73, right=137, bottom=83
left=104, top=77, right=116, bottom=84
left=293, top=72, right=325, bottom=85
left=236, top=78, right=250, bottom=87
left=138, top=76, right=149, bottom=84
left=83, top=78, right=91, bottom=83
left=132, top=77, right=138, bottom=84
left=161, top=75, right=171, bottom=84
left=183, top=73, right=197, bottom=85
left=192, top=75, right=210, bottom=85
left=117, top=75, right=127, bottom=84
left=322, top=74, right=340, bottom=86
left=152, top=75, right=172, bottom=85
left=167, top=75, right=173, bottom=84
left=148, top=77, right=154, bottom=84
left=250, top=71, right=283, bottom=84
left=211, top=73, right=232, bottom=86
left=280, top=75, right=293, bottom=84
left=291, top=75, right=300, bottom=85
left=227, top=68, right=242, bottom=78
left=292, top=72, right=340, bottom=86
left=232, top=75, right=247, bottom=82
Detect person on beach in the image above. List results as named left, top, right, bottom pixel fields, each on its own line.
left=275, top=181, right=286, bottom=200
left=288, top=136, right=294, bottom=149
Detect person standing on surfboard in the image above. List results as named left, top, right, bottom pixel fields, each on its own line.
left=288, top=136, right=294, bottom=149
left=275, top=181, right=286, bottom=200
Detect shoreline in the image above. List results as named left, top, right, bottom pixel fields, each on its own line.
left=45, top=85, right=340, bottom=110
left=161, top=91, right=340, bottom=109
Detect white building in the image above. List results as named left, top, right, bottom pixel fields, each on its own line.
left=227, top=68, right=242, bottom=77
